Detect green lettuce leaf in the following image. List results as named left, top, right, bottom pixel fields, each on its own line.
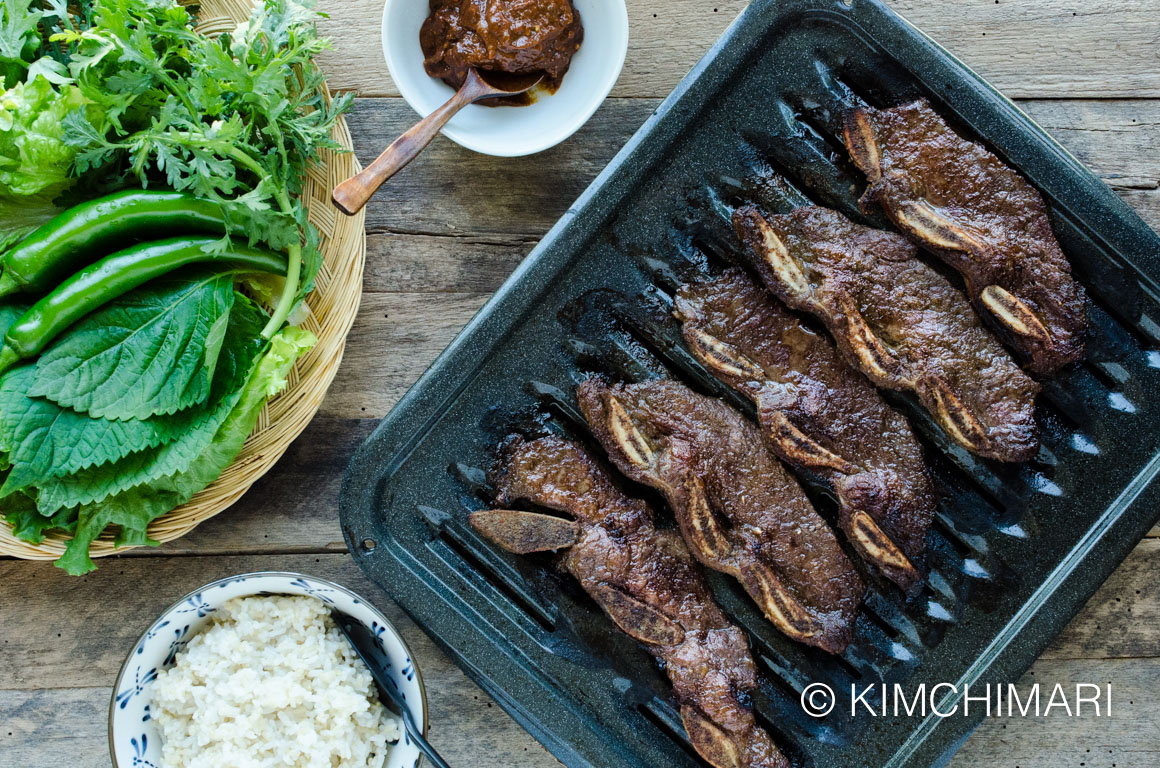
left=30, top=272, right=234, bottom=419
left=0, top=293, right=266, bottom=494
left=0, top=74, right=90, bottom=199
left=56, top=325, right=315, bottom=575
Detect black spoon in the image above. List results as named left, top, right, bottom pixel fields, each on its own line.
left=332, top=611, right=452, bottom=768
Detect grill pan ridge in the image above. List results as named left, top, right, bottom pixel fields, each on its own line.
left=340, top=1, right=1160, bottom=766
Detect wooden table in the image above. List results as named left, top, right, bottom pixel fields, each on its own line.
left=3, top=1, right=1159, bottom=766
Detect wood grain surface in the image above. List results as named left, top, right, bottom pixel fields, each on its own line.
left=315, top=0, right=1160, bottom=99
left=3, top=1, right=1159, bottom=767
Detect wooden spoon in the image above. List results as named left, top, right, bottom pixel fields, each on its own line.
left=332, top=69, right=543, bottom=216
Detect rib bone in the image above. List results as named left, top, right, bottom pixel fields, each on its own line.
left=923, top=375, right=989, bottom=452
left=740, top=562, right=821, bottom=641
left=767, top=412, right=858, bottom=475
left=589, top=584, right=687, bottom=647
left=469, top=510, right=579, bottom=554
left=686, top=326, right=766, bottom=380
left=752, top=214, right=811, bottom=301
left=843, top=110, right=882, bottom=182
left=682, top=706, right=744, bottom=768
left=837, top=293, right=904, bottom=382
left=684, top=474, right=732, bottom=560
left=848, top=510, right=917, bottom=578
left=607, top=395, right=653, bottom=469
left=981, top=284, right=1052, bottom=344
left=895, top=199, right=991, bottom=257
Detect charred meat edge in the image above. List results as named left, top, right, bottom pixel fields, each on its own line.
left=472, top=435, right=789, bottom=768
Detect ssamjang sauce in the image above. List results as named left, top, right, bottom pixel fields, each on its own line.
left=420, top=0, right=584, bottom=106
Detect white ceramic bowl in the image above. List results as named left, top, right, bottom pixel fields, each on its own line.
left=382, top=0, right=629, bottom=156
left=109, top=572, right=426, bottom=768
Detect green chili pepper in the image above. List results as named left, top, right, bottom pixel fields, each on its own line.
left=0, top=190, right=229, bottom=298
left=0, top=237, right=288, bottom=374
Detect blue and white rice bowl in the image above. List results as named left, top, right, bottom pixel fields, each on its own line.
left=109, top=571, right=426, bottom=768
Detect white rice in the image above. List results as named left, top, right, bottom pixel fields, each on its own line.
left=150, top=595, right=401, bottom=768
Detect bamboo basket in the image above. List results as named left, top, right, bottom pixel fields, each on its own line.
left=0, top=0, right=365, bottom=562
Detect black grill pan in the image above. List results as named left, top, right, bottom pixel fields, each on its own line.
left=339, top=0, right=1160, bottom=766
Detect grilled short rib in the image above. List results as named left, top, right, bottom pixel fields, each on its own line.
left=674, top=268, right=934, bottom=592
left=732, top=204, right=1040, bottom=463
left=577, top=377, right=863, bottom=654
left=472, top=435, right=789, bottom=768
left=844, top=99, right=1087, bottom=375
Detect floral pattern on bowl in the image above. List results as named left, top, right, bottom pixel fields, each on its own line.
left=109, top=571, right=426, bottom=768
